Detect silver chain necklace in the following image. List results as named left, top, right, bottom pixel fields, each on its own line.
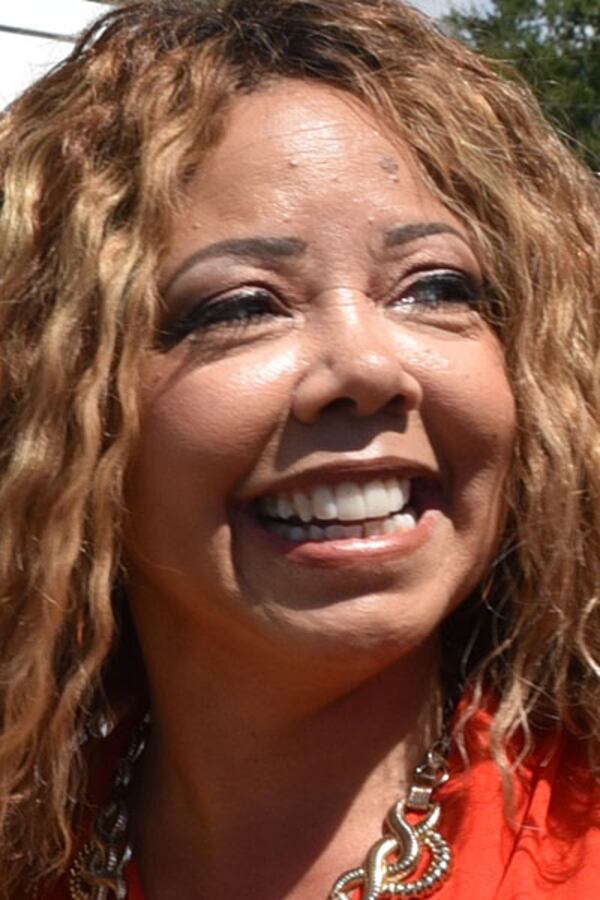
left=69, top=719, right=452, bottom=900
left=70, top=714, right=150, bottom=900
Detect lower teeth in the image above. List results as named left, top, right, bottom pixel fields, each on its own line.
left=264, top=509, right=418, bottom=543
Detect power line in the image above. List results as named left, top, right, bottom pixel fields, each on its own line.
left=0, top=24, right=74, bottom=44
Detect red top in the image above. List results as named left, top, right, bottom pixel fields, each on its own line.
left=43, top=707, right=600, bottom=899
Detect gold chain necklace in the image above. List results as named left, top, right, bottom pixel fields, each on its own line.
left=328, top=746, right=451, bottom=899
left=69, top=720, right=452, bottom=900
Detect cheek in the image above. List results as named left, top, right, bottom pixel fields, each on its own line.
left=404, top=331, right=515, bottom=460
left=412, top=337, right=515, bottom=593
left=130, top=347, right=300, bottom=502
left=402, top=333, right=516, bottom=541
left=430, top=364, right=515, bottom=450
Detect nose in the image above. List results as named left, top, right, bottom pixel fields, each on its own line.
left=291, top=291, right=423, bottom=424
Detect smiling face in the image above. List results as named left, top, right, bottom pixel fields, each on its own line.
left=125, top=81, right=515, bottom=678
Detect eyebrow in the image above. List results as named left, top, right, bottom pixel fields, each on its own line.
left=164, top=222, right=468, bottom=293
left=164, top=237, right=307, bottom=293
left=383, top=222, right=467, bottom=248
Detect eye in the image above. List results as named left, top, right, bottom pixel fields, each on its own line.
left=159, top=288, right=283, bottom=347
left=391, top=271, right=481, bottom=311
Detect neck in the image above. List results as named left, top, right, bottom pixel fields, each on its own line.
left=130, top=634, right=441, bottom=900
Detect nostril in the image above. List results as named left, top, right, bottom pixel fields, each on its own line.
left=322, top=397, right=357, bottom=415
left=321, top=394, right=407, bottom=419
left=386, top=394, right=408, bottom=417
left=304, top=393, right=411, bottom=425
left=291, top=350, right=422, bottom=424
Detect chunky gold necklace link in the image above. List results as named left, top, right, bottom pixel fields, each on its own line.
left=328, top=750, right=451, bottom=899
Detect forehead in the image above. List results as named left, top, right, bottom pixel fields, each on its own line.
left=184, top=80, right=449, bottom=216
left=162, top=80, right=469, bottom=276
left=208, top=80, right=405, bottom=168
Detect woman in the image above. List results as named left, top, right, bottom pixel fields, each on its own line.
left=0, top=0, right=599, bottom=897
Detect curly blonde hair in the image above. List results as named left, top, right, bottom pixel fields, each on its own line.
left=0, top=0, right=598, bottom=894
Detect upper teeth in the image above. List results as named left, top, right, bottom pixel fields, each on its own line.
left=257, top=477, right=410, bottom=524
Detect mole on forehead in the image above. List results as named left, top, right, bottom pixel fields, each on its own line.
left=378, top=156, right=399, bottom=174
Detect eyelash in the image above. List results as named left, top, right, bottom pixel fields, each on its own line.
left=161, top=271, right=480, bottom=346
left=394, top=271, right=481, bottom=310
left=161, top=288, right=279, bottom=345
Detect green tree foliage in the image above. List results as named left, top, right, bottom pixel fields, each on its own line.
left=445, top=0, right=600, bottom=170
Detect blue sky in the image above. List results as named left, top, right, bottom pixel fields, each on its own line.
left=411, top=0, right=491, bottom=16
left=411, top=0, right=456, bottom=15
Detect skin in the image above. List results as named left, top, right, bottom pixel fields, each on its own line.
left=125, top=81, right=516, bottom=899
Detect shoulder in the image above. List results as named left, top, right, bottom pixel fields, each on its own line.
left=439, top=706, right=600, bottom=898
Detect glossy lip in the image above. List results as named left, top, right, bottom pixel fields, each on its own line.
left=235, top=457, right=444, bottom=568
left=241, top=506, right=440, bottom=569
left=238, top=456, right=440, bottom=505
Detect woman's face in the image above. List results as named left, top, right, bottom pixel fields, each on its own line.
left=126, top=81, right=515, bottom=675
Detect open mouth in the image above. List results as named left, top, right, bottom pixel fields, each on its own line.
left=254, top=475, right=422, bottom=544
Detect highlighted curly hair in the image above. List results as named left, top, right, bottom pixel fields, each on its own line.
left=0, top=0, right=598, bottom=893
